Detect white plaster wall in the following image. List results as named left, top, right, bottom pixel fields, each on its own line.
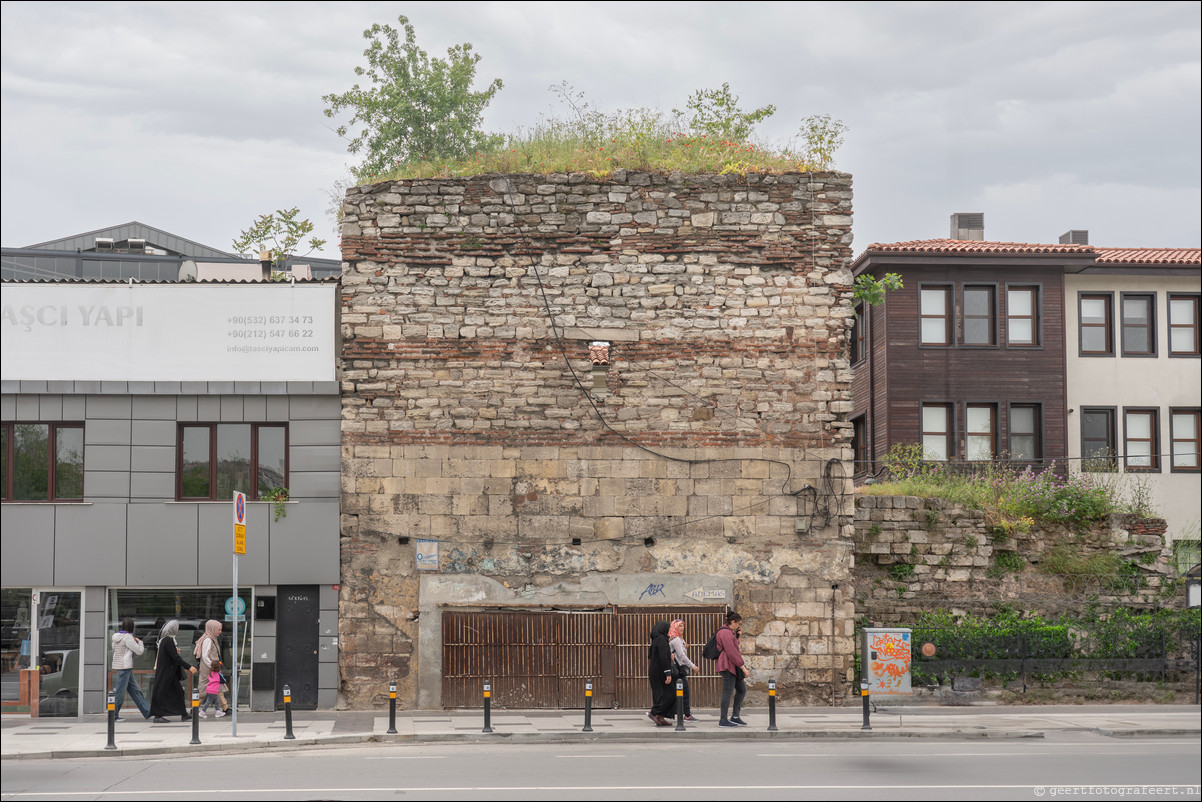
left=1065, top=273, right=1202, bottom=541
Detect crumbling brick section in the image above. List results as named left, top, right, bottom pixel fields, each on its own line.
left=339, top=171, right=858, bottom=708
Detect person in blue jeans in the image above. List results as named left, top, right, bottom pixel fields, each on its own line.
left=110, top=617, right=151, bottom=721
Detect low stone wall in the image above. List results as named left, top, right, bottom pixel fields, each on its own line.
left=852, top=494, right=1180, bottom=622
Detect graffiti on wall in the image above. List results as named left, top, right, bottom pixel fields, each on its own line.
left=866, top=629, right=912, bottom=695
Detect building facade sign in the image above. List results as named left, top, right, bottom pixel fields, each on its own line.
left=1, top=284, right=336, bottom=382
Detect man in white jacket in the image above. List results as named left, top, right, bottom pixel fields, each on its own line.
left=111, top=616, right=151, bottom=720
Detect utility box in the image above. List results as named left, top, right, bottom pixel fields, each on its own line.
left=862, top=627, right=913, bottom=695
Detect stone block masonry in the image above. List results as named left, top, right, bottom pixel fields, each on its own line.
left=339, top=171, right=858, bottom=709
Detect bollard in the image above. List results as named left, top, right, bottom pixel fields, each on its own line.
left=189, top=689, right=201, bottom=745
left=481, top=681, right=493, bottom=733
left=283, top=684, right=296, bottom=740
left=386, top=680, right=398, bottom=734
left=674, top=679, right=686, bottom=732
left=767, top=678, right=779, bottom=731
left=860, top=681, right=871, bottom=731
left=581, top=679, right=593, bottom=733
left=105, top=692, right=116, bottom=750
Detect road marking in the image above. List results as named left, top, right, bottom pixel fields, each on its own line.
left=364, top=756, right=446, bottom=760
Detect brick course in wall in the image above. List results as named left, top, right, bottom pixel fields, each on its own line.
left=339, top=171, right=858, bottom=709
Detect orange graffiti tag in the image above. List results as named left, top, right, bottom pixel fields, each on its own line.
left=869, top=634, right=911, bottom=661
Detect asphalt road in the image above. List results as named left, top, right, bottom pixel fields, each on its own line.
left=2, top=732, right=1199, bottom=801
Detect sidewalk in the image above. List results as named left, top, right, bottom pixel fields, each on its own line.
left=2, top=704, right=1199, bottom=760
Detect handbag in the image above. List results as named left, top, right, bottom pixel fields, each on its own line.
left=218, top=671, right=229, bottom=693
left=677, top=663, right=691, bottom=679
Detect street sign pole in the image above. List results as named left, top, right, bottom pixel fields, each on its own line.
left=232, top=491, right=247, bottom=737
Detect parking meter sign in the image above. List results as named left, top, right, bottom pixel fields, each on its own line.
left=233, top=491, right=247, bottom=555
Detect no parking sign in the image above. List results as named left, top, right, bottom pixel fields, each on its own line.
left=233, top=491, right=247, bottom=555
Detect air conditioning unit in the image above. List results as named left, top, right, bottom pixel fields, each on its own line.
left=1059, top=230, right=1089, bottom=245
left=950, top=213, right=985, bottom=241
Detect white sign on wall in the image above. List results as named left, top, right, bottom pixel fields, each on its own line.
left=415, top=539, right=439, bottom=571
left=1, top=283, right=336, bottom=382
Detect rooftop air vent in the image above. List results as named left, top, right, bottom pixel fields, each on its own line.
left=94, top=238, right=114, bottom=251
left=1059, top=230, right=1089, bottom=245
left=950, top=213, right=985, bottom=241
left=127, top=238, right=147, bottom=253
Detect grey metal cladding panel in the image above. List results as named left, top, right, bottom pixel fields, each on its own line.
left=318, top=609, right=337, bottom=637
left=319, top=584, right=338, bottom=610
left=234, top=382, right=261, bottom=395
left=288, top=471, right=339, bottom=498
left=255, top=639, right=276, bottom=662
left=130, top=472, right=175, bottom=500
left=154, top=382, right=182, bottom=395
left=312, top=381, right=339, bottom=396
left=74, top=382, right=102, bottom=394
left=132, top=396, right=177, bottom=421
left=127, top=503, right=199, bottom=586
left=86, top=395, right=133, bottom=420
left=85, top=419, right=132, bottom=445
left=196, top=396, right=220, bottom=421
left=289, top=445, right=340, bottom=473
left=262, top=382, right=287, bottom=395
left=318, top=688, right=336, bottom=709
left=128, top=382, right=155, bottom=395
left=197, top=502, right=268, bottom=584
left=266, top=397, right=289, bottom=420
left=132, top=419, right=176, bottom=446
left=131, top=445, right=175, bottom=472
left=181, top=382, right=207, bottom=395
left=88, top=444, right=132, bottom=472
left=269, top=501, right=338, bottom=584
left=84, top=471, right=130, bottom=498
left=177, top=396, right=198, bottom=422
left=39, top=396, right=63, bottom=420
left=1, top=382, right=19, bottom=394
left=0, top=505, right=56, bottom=585
left=20, top=381, right=48, bottom=394
left=208, top=382, right=235, bottom=395
left=54, top=503, right=127, bottom=585
left=319, top=637, right=336, bottom=664
left=243, top=396, right=266, bottom=421
left=85, top=586, right=107, bottom=613
left=288, top=419, right=340, bottom=446
left=63, top=396, right=86, bottom=418
left=1, top=395, right=15, bottom=418
left=16, top=396, right=38, bottom=419
left=287, top=382, right=313, bottom=394
left=220, top=396, right=244, bottom=421
left=46, top=381, right=74, bottom=394
left=288, top=396, right=340, bottom=421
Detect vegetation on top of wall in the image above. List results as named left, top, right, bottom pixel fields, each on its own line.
left=858, top=444, right=1155, bottom=531
left=322, top=16, right=849, bottom=183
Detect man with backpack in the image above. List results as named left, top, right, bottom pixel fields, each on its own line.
left=713, top=611, right=751, bottom=728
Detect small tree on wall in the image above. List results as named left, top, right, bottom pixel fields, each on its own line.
left=232, top=207, right=326, bottom=276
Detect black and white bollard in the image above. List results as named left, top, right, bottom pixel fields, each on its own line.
left=189, top=689, right=201, bottom=745
left=582, top=679, right=593, bottom=733
left=105, top=691, right=117, bottom=750
left=387, top=680, right=398, bottom=734
left=283, top=685, right=296, bottom=739
left=482, top=681, right=493, bottom=733
left=674, top=679, right=686, bottom=732
left=767, top=678, right=779, bottom=731
left=860, top=681, right=871, bottom=731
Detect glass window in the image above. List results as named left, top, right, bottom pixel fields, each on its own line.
left=2, top=422, right=84, bottom=501
left=850, top=304, right=866, bottom=364
left=1170, top=409, right=1200, bottom=471
left=962, top=286, right=996, bottom=345
left=1006, top=286, right=1039, bottom=346
left=921, top=403, right=952, bottom=460
left=1120, top=294, right=1156, bottom=356
left=851, top=416, right=868, bottom=475
left=1008, top=404, right=1040, bottom=461
left=966, top=404, right=996, bottom=461
left=1123, top=409, right=1159, bottom=471
left=1081, top=408, right=1116, bottom=471
left=920, top=287, right=951, bottom=346
left=1169, top=294, right=1199, bottom=356
left=178, top=424, right=287, bottom=501
left=1080, top=294, right=1113, bottom=356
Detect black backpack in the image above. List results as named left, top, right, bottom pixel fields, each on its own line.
left=702, top=629, right=721, bottom=661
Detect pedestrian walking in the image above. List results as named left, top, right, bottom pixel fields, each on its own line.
left=149, top=619, right=197, bottom=723
left=193, top=619, right=229, bottom=717
left=716, top=611, right=750, bottom=728
left=668, top=619, right=699, bottom=722
left=110, top=617, right=150, bottom=721
left=646, top=620, right=674, bottom=726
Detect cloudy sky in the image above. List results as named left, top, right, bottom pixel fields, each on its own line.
left=2, top=1, right=1199, bottom=261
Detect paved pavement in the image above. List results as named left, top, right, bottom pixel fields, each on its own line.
left=2, top=704, right=1198, bottom=760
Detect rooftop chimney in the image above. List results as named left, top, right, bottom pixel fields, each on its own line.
left=950, top=213, right=985, bottom=241
left=1059, top=230, right=1089, bottom=245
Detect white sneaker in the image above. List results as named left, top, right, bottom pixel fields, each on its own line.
left=198, top=709, right=207, bottom=718
left=215, top=709, right=226, bottom=717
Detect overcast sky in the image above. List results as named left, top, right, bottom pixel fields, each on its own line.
left=2, top=1, right=1199, bottom=261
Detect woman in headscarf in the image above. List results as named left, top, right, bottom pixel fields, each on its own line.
left=193, top=619, right=228, bottom=717
left=668, top=619, right=699, bottom=722
left=646, top=620, right=674, bottom=726
left=149, top=619, right=197, bottom=723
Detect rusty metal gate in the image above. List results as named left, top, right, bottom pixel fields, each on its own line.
left=442, top=607, right=726, bottom=709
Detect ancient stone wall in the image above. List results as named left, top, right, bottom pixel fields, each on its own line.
left=853, top=494, right=1180, bottom=623
left=338, top=171, right=859, bottom=708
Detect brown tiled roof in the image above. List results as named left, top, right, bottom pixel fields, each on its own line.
left=862, top=238, right=1093, bottom=255
left=1093, top=247, right=1201, bottom=265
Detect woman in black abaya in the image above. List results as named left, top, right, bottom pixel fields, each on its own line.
left=149, top=619, right=197, bottom=723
